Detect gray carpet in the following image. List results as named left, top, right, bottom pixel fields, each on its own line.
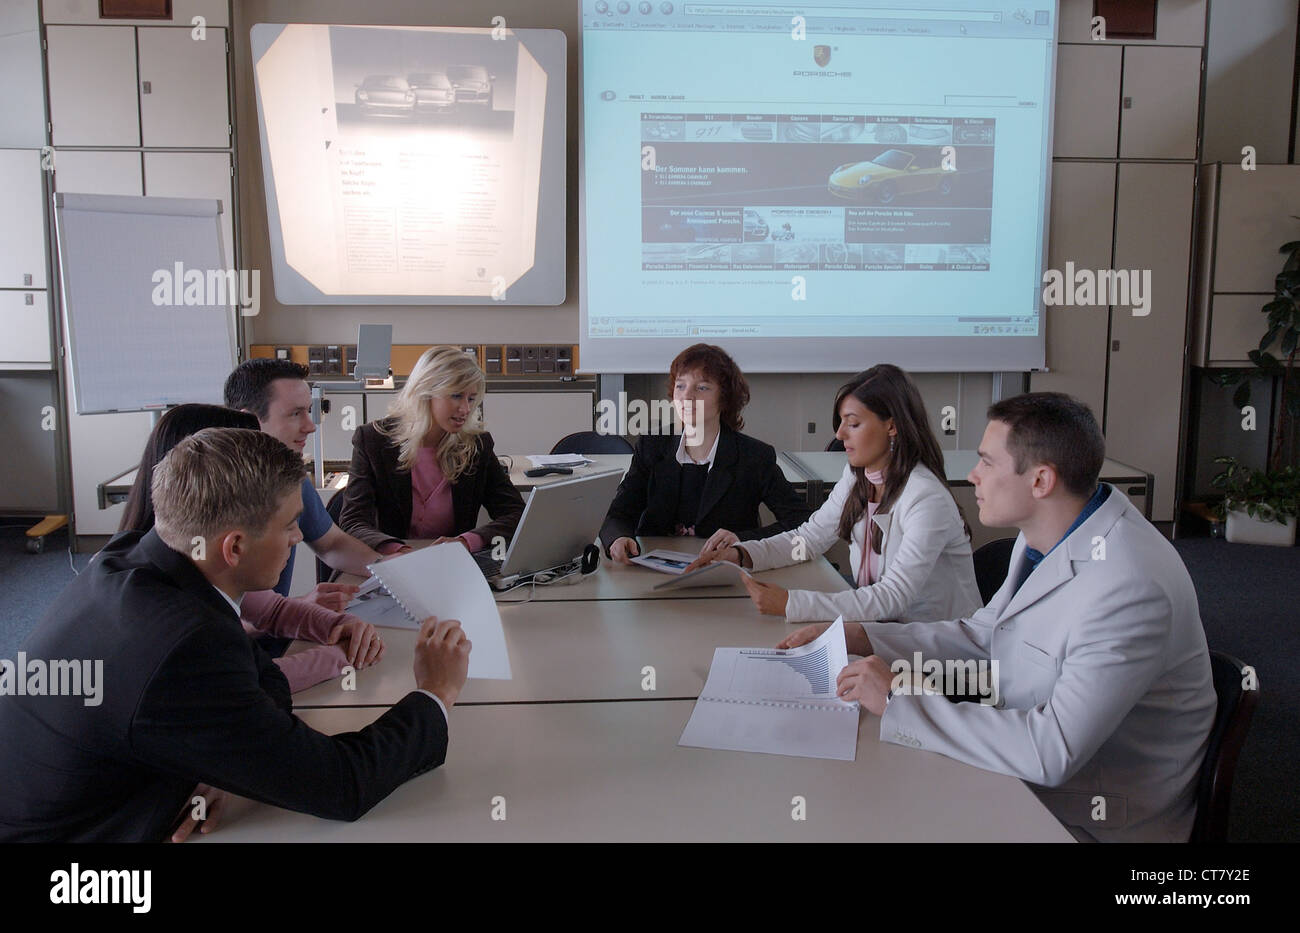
left=1, top=525, right=1294, bottom=841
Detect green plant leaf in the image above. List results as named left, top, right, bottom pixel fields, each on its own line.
left=1283, top=327, right=1299, bottom=355
left=1232, top=381, right=1251, bottom=409
left=1248, top=349, right=1285, bottom=375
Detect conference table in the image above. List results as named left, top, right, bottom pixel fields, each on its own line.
left=205, top=537, right=1073, bottom=843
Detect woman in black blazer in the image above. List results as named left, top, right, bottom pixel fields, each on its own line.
left=340, top=346, right=524, bottom=556
left=600, top=344, right=811, bottom=561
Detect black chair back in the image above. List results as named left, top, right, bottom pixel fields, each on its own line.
left=971, top=536, right=1016, bottom=605
left=551, top=431, right=634, bottom=456
left=825, top=438, right=845, bottom=452
left=1191, top=650, right=1259, bottom=843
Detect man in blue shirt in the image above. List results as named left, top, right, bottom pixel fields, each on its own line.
left=225, top=359, right=382, bottom=609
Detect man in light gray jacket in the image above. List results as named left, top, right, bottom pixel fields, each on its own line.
left=785, top=392, right=1215, bottom=842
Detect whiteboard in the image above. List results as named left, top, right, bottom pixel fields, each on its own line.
left=54, top=193, right=237, bottom=414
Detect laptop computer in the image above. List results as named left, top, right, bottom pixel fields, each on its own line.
left=473, top=470, right=624, bottom=589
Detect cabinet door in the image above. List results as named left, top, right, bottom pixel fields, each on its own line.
left=0, top=148, right=47, bottom=288
left=46, top=25, right=140, bottom=147
left=1031, top=161, right=1115, bottom=421
left=0, top=289, right=52, bottom=366
left=0, top=0, right=47, bottom=148
left=138, top=27, right=230, bottom=148
left=0, top=373, right=62, bottom=512
left=1058, top=0, right=1207, bottom=46
left=1053, top=44, right=1121, bottom=158
left=1119, top=46, right=1202, bottom=159
left=53, top=150, right=143, bottom=195
left=144, top=152, right=235, bottom=273
left=1106, top=163, right=1195, bottom=521
left=42, top=0, right=230, bottom=28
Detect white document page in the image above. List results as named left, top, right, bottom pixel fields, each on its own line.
left=630, top=549, right=698, bottom=574
left=363, top=543, right=512, bottom=680
left=679, top=617, right=859, bottom=761
left=652, top=560, right=751, bottom=590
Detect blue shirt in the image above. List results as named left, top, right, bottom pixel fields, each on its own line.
left=1012, top=484, right=1111, bottom=594
left=273, top=478, right=335, bottom=596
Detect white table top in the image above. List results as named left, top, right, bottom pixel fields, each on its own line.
left=519, top=535, right=850, bottom=601
left=204, top=702, right=1073, bottom=843
left=294, top=596, right=814, bottom=709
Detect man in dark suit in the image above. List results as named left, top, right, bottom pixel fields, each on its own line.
left=0, top=428, right=469, bottom=842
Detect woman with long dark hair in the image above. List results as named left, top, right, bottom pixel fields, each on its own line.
left=689, top=364, right=980, bottom=623
left=120, top=404, right=384, bottom=692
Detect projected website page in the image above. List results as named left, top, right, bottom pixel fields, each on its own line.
left=580, top=1, right=1056, bottom=372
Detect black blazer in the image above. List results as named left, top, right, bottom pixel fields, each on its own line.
left=599, top=428, right=811, bottom=556
left=340, top=420, right=525, bottom=552
left=0, top=529, right=448, bottom=842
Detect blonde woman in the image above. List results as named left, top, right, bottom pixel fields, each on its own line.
left=340, top=346, right=524, bottom=556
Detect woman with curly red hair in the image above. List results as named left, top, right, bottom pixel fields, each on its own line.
left=600, top=344, right=811, bottom=561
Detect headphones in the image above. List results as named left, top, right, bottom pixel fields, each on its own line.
left=580, top=543, right=601, bottom=575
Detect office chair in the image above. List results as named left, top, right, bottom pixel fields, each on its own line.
left=971, top=536, right=1016, bottom=605
left=550, top=431, right=634, bottom=456
left=1190, top=650, right=1259, bottom=843
left=825, top=438, right=845, bottom=452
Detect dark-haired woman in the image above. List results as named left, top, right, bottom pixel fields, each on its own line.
left=690, top=364, right=980, bottom=623
left=600, top=344, right=811, bottom=562
left=119, top=404, right=384, bottom=692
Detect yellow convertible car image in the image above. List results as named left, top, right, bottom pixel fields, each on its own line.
left=828, top=149, right=955, bottom=203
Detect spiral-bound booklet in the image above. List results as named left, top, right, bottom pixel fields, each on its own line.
left=678, top=617, right=859, bottom=761
left=353, top=542, right=512, bottom=680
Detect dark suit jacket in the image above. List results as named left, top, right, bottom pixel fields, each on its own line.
left=0, top=529, right=448, bottom=842
left=340, top=420, right=525, bottom=552
left=599, top=428, right=811, bottom=556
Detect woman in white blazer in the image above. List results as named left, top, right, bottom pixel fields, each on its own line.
left=687, top=364, right=982, bottom=623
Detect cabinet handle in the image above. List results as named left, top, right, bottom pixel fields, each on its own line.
left=1122, top=96, right=1132, bottom=109
left=1112, top=340, right=1121, bottom=351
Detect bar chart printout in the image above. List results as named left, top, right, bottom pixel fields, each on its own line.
left=679, top=618, right=860, bottom=761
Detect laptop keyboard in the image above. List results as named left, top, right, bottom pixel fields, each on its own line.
left=472, top=550, right=502, bottom=578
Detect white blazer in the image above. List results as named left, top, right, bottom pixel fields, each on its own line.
left=865, top=487, right=1216, bottom=842
left=737, top=463, right=981, bottom=624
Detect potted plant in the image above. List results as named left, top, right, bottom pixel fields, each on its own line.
left=1210, top=456, right=1300, bottom=546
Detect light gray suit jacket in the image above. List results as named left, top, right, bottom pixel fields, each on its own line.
left=864, top=487, right=1215, bottom=842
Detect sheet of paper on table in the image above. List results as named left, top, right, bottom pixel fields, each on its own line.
left=629, top=549, right=698, bottom=575
left=526, top=454, right=593, bottom=468
left=679, top=617, right=859, bottom=761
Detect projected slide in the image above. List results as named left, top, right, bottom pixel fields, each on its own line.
left=580, top=1, right=1056, bottom=373
left=251, top=24, right=565, bottom=305
left=640, top=114, right=995, bottom=272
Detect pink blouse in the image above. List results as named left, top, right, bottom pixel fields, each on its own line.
left=401, top=447, right=484, bottom=553
left=856, top=469, right=886, bottom=587
left=240, top=590, right=351, bottom=693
